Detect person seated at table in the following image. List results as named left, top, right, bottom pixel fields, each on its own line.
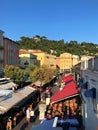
left=62, top=105, right=67, bottom=115
left=76, top=112, right=83, bottom=126
left=51, top=111, right=55, bottom=118
left=62, top=122, right=70, bottom=130
left=54, top=110, right=61, bottom=117
left=60, top=112, right=65, bottom=119
left=45, top=113, right=52, bottom=120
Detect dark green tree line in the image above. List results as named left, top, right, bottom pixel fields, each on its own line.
left=17, top=36, right=98, bottom=57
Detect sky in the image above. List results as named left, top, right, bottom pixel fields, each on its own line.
left=0, top=0, right=98, bottom=44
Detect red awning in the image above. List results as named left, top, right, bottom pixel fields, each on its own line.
left=61, top=74, right=73, bottom=83
left=51, top=81, right=79, bottom=104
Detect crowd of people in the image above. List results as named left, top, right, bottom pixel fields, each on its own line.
left=44, top=96, right=82, bottom=127
left=26, top=105, right=35, bottom=124
left=0, top=90, right=40, bottom=130
left=0, top=76, right=83, bottom=130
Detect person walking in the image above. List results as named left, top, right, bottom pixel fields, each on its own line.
left=6, top=118, right=12, bottom=130
left=13, top=115, right=17, bottom=127
left=30, top=108, right=35, bottom=122
left=26, top=107, right=30, bottom=126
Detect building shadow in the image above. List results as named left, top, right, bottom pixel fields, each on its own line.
left=20, top=122, right=28, bottom=130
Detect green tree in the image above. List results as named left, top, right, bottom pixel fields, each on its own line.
left=24, top=65, right=37, bottom=78
left=4, top=65, right=24, bottom=84
left=29, top=66, right=55, bottom=83
left=4, top=65, right=15, bottom=79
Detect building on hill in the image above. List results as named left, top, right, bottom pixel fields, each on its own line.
left=32, top=36, right=41, bottom=42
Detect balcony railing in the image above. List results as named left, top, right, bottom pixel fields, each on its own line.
left=0, top=45, right=4, bottom=49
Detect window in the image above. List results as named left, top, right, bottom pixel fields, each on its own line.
left=46, top=56, right=49, bottom=59
left=50, top=64, right=54, bottom=67
left=92, top=87, right=97, bottom=113
left=92, top=98, right=97, bottom=113
left=91, top=79, right=96, bottom=86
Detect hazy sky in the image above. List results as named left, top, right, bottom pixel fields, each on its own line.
left=0, top=0, right=98, bottom=44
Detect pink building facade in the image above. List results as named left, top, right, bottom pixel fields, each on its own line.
left=4, top=37, right=19, bottom=67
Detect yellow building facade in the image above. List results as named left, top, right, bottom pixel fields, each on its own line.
left=60, top=53, right=72, bottom=72
left=57, top=53, right=79, bottom=73
left=19, top=49, right=37, bottom=69
left=29, top=50, right=56, bottom=69
left=28, top=50, right=45, bottom=66
left=44, top=53, right=56, bottom=69
left=20, top=49, right=79, bottom=71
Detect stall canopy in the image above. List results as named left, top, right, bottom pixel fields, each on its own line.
left=0, top=90, right=13, bottom=102
left=0, top=86, right=35, bottom=114
left=51, top=81, right=79, bottom=104
left=61, top=74, right=73, bottom=84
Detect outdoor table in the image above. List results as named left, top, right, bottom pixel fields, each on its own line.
left=31, top=125, right=62, bottom=130
left=58, top=117, right=79, bottom=128
left=31, top=118, right=63, bottom=130
left=64, top=118, right=79, bottom=126
left=58, top=118, right=79, bottom=130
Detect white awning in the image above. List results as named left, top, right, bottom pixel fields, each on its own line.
left=0, top=86, right=36, bottom=114
left=0, top=82, right=16, bottom=90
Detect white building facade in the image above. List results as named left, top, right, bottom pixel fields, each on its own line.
left=0, top=30, right=4, bottom=69
left=80, top=57, right=98, bottom=130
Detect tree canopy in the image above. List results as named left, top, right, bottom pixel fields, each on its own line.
left=29, top=66, right=55, bottom=83
left=4, top=65, right=24, bottom=84
left=4, top=65, right=58, bottom=85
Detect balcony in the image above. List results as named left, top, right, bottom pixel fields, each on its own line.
left=0, top=45, right=4, bottom=49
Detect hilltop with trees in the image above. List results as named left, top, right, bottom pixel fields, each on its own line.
left=17, top=35, right=98, bottom=57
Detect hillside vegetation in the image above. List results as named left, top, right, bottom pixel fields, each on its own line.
left=17, top=36, right=98, bottom=57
